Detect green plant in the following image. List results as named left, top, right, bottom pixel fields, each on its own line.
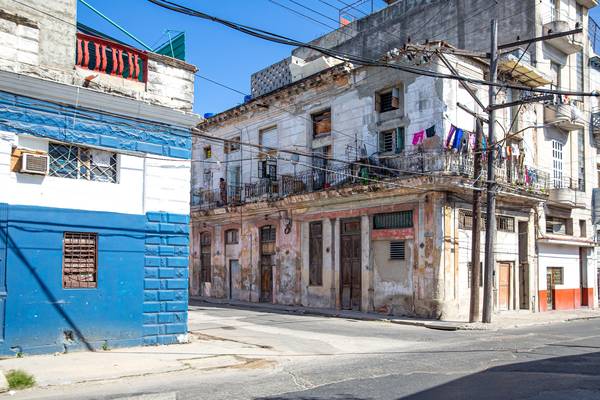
left=101, top=341, right=110, bottom=351
left=15, top=352, right=23, bottom=358
left=6, top=370, right=35, bottom=390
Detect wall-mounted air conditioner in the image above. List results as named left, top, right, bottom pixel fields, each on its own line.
left=20, top=152, right=49, bottom=175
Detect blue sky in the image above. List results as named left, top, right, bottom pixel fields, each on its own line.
left=78, top=1, right=600, bottom=116
left=77, top=0, right=387, bottom=115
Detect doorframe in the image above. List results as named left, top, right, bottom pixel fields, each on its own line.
left=339, top=218, right=362, bottom=311
left=497, top=261, right=513, bottom=311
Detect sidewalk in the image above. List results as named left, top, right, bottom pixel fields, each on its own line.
left=192, top=297, right=600, bottom=331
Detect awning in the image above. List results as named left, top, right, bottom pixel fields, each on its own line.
left=498, top=55, right=552, bottom=88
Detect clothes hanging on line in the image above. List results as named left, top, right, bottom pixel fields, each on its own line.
left=426, top=125, right=436, bottom=138
left=412, top=129, right=425, bottom=146
left=446, top=125, right=456, bottom=149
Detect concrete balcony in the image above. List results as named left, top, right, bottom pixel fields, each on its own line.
left=577, top=0, right=598, bottom=8
left=542, top=20, right=583, bottom=55
left=544, top=101, right=586, bottom=131
left=549, top=177, right=587, bottom=208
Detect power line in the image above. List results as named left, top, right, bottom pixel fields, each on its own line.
left=147, top=0, right=599, bottom=98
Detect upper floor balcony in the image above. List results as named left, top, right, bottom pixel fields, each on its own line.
left=548, top=176, right=587, bottom=207
left=544, top=98, right=586, bottom=131
left=542, top=11, right=583, bottom=55
left=592, top=108, right=600, bottom=146
left=192, top=151, right=550, bottom=211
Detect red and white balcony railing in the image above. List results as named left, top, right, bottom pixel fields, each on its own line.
left=75, top=32, right=148, bottom=82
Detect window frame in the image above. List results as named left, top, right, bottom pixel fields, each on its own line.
left=373, top=210, right=413, bottom=230
left=48, top=143, right=118, bottom=183
left=200, top=232, right=212, bottom=283
left=203, top=145, right=212, bottom=160
left=62, top=232, right=98, bottom=289
left=375, top=86, right=402, bottom=114
left=225, top=229, right=239, bottom=245
left=311, top=109, right=332, bottom=138
left=224, top=136, right=241, bottom=154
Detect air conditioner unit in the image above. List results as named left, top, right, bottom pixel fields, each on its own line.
left=20, top=152, right=49, bottom=175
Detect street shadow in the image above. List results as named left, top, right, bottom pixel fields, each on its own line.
left=400, top=351, right=600, bottom=400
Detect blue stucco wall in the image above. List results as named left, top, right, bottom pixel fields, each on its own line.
left=0, top=90, right=191, bottom=159
left=0, top=204, right=190, bottom=355
left=143, top=212, right=190, bottom=345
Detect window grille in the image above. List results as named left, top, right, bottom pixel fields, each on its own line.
left=63, top=232, right=97, bottom=288
left=467, top=262, right=483, bottom=288
left=200, top=232, right=212, bottom=283
left=548, top=267, right=564, bottom=285
left=379, top=130, right=394, bottom=153
left=49, top=143, right=117, bottom=183
left=459, top=210, right=514, bottom=232
left=497, top=216, right=515, bottom=232
left=390, top=241, right=406, bottom=260
left=373, top=211, right=413, bottom=229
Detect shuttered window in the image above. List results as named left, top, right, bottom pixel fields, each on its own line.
left=390, top=241, right=405, bottom=260
left=63, top=232, right=97, bottom=288
left=373, top=211, right=413, bottom=229
left=200, top=232, right=212, bottom=283
left=309, top=221, right=323, bottom=286
left=225, top=229, right=239, bottom=244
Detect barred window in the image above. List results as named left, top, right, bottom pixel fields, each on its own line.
left=200, top=232, right=212, bottom=283
left=309, top=221, right=323, bottom=286
left=63, top=232, right=98, bottom=288
left=459, top=210, right=514, bottom=232
left=49, top=143, right=117, bottom=183
left=467, top=262, right=483, bottom=288
left=497, top=216, right=515, bottom=232
left=373, top=211, right=413, bottom=229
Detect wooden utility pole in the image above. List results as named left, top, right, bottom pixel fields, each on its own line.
left=482, top=19, right=498, bottom=324
left=469, top=119, right=484, bottom=322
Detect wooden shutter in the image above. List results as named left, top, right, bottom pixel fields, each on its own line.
left=395, top=127, right=405, bottom=153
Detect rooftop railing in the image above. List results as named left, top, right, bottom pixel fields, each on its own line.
left=75, top=32, right=148, bottom=82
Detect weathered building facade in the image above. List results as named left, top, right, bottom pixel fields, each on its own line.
left=191, top=0, right=599, bottom=320
left=0, top=0, right=198, bottom=354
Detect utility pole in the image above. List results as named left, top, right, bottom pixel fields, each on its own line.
left=469, top=119, right=484, bottom=322
left=482, top=19, right=498, bottom=324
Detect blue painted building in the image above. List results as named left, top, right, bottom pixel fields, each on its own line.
left=0, top=1, right=199, bottom=354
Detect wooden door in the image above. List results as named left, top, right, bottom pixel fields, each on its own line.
left=340, top=219, right=361, bottom=310
left=547, top=270, right=555, bottom=310
left=229, top=259, right=240, bottom=300
left=499, top=263, right=511, bottom=311
left=519, top=263, right=529, bottom=309
left=260, top=226, right=276, bottom=303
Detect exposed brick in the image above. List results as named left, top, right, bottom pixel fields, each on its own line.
left=144, top=279, right=160, bottom=290
left=166, top=279, right=187, bottom=289
left=144, top=268, right=158, bottom=278
left=159, top=268, right=176, bottom=279
left=165, top=302, right=187, bottom=312
left=165, top=323, right=187, bottom=334
left=166, top=256, right=188, bottom=267
left=143, top=302, right=160, bottom=313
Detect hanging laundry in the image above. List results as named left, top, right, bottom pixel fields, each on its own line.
left=412, top=129, right=425, bottom=146
left=469, top=132, right=476, bottom=149
left=426, top=125, right=436, bottom=138
left=451, top=128, right=464, bottom=150
left=446, top=125, right=456, bottom=149
left=511, top=143, right=520, bottom=157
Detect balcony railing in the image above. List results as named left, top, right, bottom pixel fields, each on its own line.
left=192, top=151, right=550, bottom=210
left=75, top=32, right=148, bottom=82
left=590, top=17, right=600, bottom=55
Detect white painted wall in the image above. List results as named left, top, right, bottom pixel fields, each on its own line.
left=538, top=243, right=581, bottom=290
left=0, top=132, right=190, bottom=215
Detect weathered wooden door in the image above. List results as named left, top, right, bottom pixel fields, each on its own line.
left=547, top=270, right=555, bottom=310
left=499, top=263, right=511, bottom=311
left=519, top=263, right=529, bottom=309
left=260, top=226, right=276, bottom=303
left=340, top=219, right=361, bottom=310
left=229, top=259, right=240, bottom=300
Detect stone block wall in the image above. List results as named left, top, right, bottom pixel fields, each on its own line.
left=143, top=212, right=190, bottom=346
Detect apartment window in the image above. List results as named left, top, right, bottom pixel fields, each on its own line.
left=373, top=211, right=413, bottom=229
left=258, top=158, right=277, bottom=181
left=390, top=241, right=406, bottom=260
left=376, top=86, right=402, bottom=113
left=49, top=143, right=117, bottom=183
left=224, top=136, right=241, bottom=154
left=203, top=146, right=212, bottom=159
left=467, top=262, right=483, bottom=288
left=548, top=267, right=564, bottom=285
left=309, top=221, right=323, bottom=286
left=312, top=109, right=331, bottom=137
left=580, top=220, right=587, bottom=238
left=200, top=232, right=211, bottom=283
left=225, top=229, right=239, bottom=244
left=497, top=216, right=515, bottom=233
left=458, top=210, right=487, bottom=230
left=260, top=126, right=278, bottom=150
left=546, top=216, right=569, bottom=235
left=63, top=232, right=98, bottom=289
left=379, top=127, right=404, bottom=154
left=552, top=140, right=564, bottom=188
left=260, top=225, right=276, bottom=243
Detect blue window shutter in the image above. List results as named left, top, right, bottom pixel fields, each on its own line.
left=395, top=127, right=405, bottom=153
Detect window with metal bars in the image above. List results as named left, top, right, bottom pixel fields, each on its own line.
left=49, top=143, right=117, bottom=183
left=458, top=210, right=514, bottom=232
left=497, top=216, right=515, bottom=233
left=467, top=262, right=483, bottom=288
left=373, top=211, right=413, bottom=229
left=390, top=241, right=406, bottom=260
left=63, top=232, right=98, bottom=289
left=375, top=87, right=402, bottom=113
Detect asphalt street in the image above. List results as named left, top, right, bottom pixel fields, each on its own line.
left=11, top=304, right=600, bottom=400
